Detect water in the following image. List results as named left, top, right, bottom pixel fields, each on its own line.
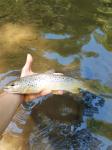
left=0, top=0, right=112, bottom=149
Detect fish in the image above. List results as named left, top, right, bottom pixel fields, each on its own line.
left=4, top=72, right=93, bottom=94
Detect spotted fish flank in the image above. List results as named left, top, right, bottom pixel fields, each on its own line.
left=4, top=72, right=89, bottom=94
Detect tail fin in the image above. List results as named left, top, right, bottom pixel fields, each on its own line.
left=82, top=80, right=112, bottom=98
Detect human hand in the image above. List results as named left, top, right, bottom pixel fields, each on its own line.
left=21, top=54, right=63, bottom=101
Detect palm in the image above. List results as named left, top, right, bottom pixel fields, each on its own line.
left=21, top=54, right=63, bottom=101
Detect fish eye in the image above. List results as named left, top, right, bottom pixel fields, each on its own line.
left=11, top=83, right=15, bottom=86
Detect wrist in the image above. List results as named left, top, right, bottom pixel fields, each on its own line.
left=2, top=92, right=24, bottom=103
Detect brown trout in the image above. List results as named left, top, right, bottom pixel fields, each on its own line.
left=4, top=72, right=91, bottom=94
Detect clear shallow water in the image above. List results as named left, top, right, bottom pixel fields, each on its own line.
left=0, top=0, right=112, bottom=149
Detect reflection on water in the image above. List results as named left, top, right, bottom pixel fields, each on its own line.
left=81, top=32, right=112, bottom=87
left=43, top=33, right=71, bottom=40
left=0, top=0, right=112, bottom=149
left=44, top=51, right=80, bottom=65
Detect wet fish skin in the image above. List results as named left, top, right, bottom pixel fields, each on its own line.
left=4, top=73, right=86, bottom=94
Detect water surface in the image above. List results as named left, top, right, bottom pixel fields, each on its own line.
left=0, top=0, right=112, bottom=149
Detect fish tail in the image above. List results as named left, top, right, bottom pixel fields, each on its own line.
left=80, top=81, right=99, bottom=96
left=81, top=81, right=112, bottom=99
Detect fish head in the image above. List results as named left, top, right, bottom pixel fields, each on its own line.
left=4, top=79, right=24, bottom=94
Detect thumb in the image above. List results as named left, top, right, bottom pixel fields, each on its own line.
left=24, top=53, right=33, bottom=71
left=21, top=54, right=33, bottom=77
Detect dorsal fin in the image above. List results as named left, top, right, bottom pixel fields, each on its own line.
left=53, top=73, right=64, bottom=75
left=44, top=70, right=64, bottom=75
left=44, top=69, right=55, bottom=74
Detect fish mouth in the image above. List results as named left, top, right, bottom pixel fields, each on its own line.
left=3, top=86, right=15, bottom=93
left=4, top=87, right=12, bottom=93
left=4, top=87, right=23, bottom=94
left=4, top=86, right=9, bottom=90
left=4, top=88, right=18, bottom=94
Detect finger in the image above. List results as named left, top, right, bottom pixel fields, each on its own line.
left=21, top=54, right=34, bottom=77
left=24, top=93, right=41, bottom=102
left=52, top=90, right=64, bottom=95
left=22, top=54, right=33, bottom=71
left=57, top=91, right=64, bottom=95
left=40, top=90, right=52, bottom=96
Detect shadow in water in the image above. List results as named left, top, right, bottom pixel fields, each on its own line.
left=0, top=0, right=112, bottom=149
left=29, top=92, right=105, bottom=150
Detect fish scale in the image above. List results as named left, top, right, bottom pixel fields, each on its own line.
left=4, top=73, right=88, bottom=94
